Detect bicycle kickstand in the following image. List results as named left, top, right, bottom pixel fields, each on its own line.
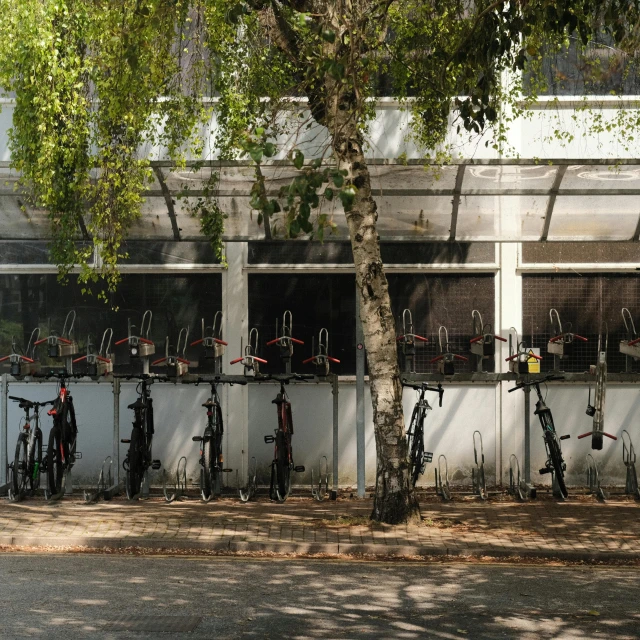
left=84, top=456, right=113, bottom=504
left=311, top=456, right=329, bottom=501
left=164, top=456, right=188, bottom=503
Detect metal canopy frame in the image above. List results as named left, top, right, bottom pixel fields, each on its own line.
left=2, top=158, right=640, bottom=243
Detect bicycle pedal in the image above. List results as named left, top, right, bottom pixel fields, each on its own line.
left=560, top=435, right=570, bottom=440
left=223, top=468, right=233, bottom=473
left=424, top=452, right=433, bottom=464
left=264, top=435, right=275, bottom=444
left=151, top=460, right=161, bottom=470
left=539, top=467, right=551, bottom=475
left=294, top=465, right=305, bottom=473
left=120, top=439, right=131, bottom=444
left=191, top=436, right=203, bottom=442
left=75, top=452, right=82, bottom=459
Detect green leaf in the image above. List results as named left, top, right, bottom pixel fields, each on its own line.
left=264, top=142, right=276, bottom=157
left=321, top=29, right=336, bottom=43
left=339, top=186, right=356, bottom=211
left=249, top=147, right=263, bottom=164
left=324, top=187, right=334, bottom=201
left=292, top=150, right=305, bottom=170
left=332, top=173, right=344, bottom=188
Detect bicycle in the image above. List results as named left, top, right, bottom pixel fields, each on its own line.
left=8, top=395, right=55, bottom=499
left=43, top=372, right=80, bottom=496
left=401, top=380, right=444, bottom=486
left=120, top=375, right=162, bottom=499
left=509, top=374, right=570, bottom=499
left=192, top=378, right=247, bottom=501
left=259, top=374, right=312, bottom=502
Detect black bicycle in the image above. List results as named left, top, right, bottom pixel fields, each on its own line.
left=509, top=374, right=570, bottom=498
left=9, top=395, right=55, bottom=499
left=262, top=374, right=311, bottom=501
left=402, top=380, right=443, bottom=486
left=121, top=375, right=161, bottom=499
left=43, top=373, right=80, bottom=496
left=192, top=379, right=247, bottom=500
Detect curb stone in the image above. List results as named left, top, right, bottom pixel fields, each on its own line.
left=2, top=535, right=639, bottom=563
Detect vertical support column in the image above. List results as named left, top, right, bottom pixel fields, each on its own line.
left=498, top=243, right=524, bottom=485
left=223, top=242, right=248, bottom=487
left=524, top=386, right=531, bottom=484
left=113, top=377, right=120, bottom=485
left=355, top=288, right=366, bottom=498
left=1, top=373, right=8, bottom=486
left=331, top=373, right=339, bottom=499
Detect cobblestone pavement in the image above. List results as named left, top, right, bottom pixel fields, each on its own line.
left=0, top=493, right=638, bottom=560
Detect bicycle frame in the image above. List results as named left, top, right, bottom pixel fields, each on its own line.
left=47, top=376, right=78, bottom=468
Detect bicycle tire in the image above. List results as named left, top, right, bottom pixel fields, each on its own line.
left=406, top=404, right=420, bottom=455
left=65, top=400, right=78, bottom=468
left=409, top=429, right=424, bottom=487
left=275, top=431, right=291, bottom=499
left=47, top=426, right=64, bottom=495
left=546, top=431, right=568, bottom=499
left=12, top=434, right=28, bottom=496
left=126, top=428, right=145, bottom=499
left=32, top=430, right=43, bottom=494
left=201, top=433, right=213, bottom=500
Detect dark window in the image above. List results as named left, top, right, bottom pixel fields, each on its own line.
left=121, top=241, right=219, bottom=265
left=0, top=274, right=222, bottom=371
left=388, top=274, right=496, bottom=372
left=248, top=274, right=356, bottom=374
left=522, top=274, right=640, bottom=373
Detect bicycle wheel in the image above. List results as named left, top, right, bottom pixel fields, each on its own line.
left=201, top=431, right=214, bottom=500
left=126, top=428, right=145, bottom=499
left=65, top=401, right=78, bottom=468
left=47, top=426, right=64, bottom=495
left=546, top=431, right=568, bottom=499
left=406, top=404, right=420, bottom=454
left=12, top=435, right=28, bottom=496
left=275, top=431, right=291, bottom=499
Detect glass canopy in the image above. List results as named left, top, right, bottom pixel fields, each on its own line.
left=1, top=160, right=639, bottom=242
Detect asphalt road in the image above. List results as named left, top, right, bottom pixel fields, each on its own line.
left=0, top=555, right=638, bottom=639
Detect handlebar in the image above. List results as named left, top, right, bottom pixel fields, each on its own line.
left=191, top=338, right=228, bottom=346
left=508, top=374, right=564, bottom=393
left=549, top=333, right=588, bottom=343
left=266, top=337, right=304, bottom=346
left=401, top=380, right=444, bottom=406
left=255, top=373, right=314, bottom=383
left=9, top=396, right=55, bottom=407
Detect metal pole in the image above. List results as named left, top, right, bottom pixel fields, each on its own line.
left=1, top=373, right=7, bottom=486
left=113, top=377, right=120, bottom=485
left=355, top=289, right=366, bottom=498
left=331, top=373, right=339, bottom=499
left=524, top=385, right=531, bottom=484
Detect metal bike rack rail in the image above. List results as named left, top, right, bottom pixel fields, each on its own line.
left=508, top=454, right=528, bottom=501
left=164, top=456, right=189, bottom=503
left=585, top=454, right=607, bottom=502
left=435, top=454, right=452, bottom=501
left=238, top=456, right=258, bottom=503
left=622, top=430, right=640, bottom=500
left=84, top=456, right=119, bottom=503
left=471, top=430, right=488, bottom=500
left=311, top=455, right=329, bottom=501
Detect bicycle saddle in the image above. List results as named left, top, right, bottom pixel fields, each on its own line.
left=201, top=400, right=217, bottom=408
left=127, top=398, right=146, bottom=410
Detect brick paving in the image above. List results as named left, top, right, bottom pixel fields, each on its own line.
left=0, top=494, right=638, bottom=560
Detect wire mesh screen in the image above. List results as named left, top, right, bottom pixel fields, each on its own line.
left=387, top=274, right=496, bottom=373
left=522, top=274, right=640, bottom=373
left=0, top=274, right=222, bottom=370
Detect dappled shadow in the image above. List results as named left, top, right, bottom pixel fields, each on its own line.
left=0, top=555, right=639, bottom=638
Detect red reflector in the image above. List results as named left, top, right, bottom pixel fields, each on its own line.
left=47, top=409, right=57, bottom=416
left=23, top=424, right=30, bottom=430
left=207, top=411, right=212, bottom=417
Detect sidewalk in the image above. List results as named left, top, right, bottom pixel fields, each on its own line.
left=0, top=494, right=638, bottom=562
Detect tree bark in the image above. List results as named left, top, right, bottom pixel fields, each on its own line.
left=329, top=111, right=420, bottom=525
